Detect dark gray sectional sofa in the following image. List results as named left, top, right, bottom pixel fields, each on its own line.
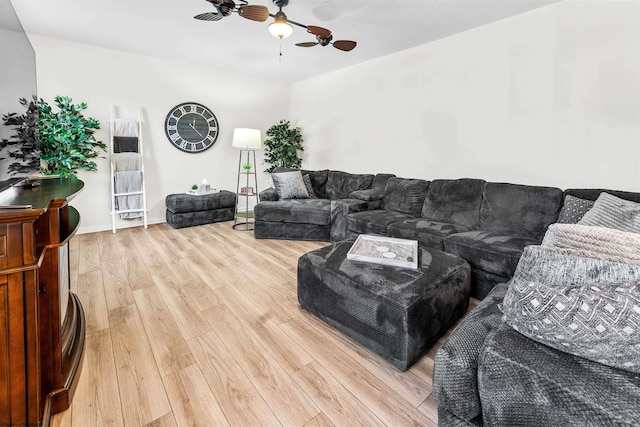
left=256, top=170, right=640, bottom=424
left=255, top=169, right=563, bottom=299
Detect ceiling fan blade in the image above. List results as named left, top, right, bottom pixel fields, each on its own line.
left=307, top=25, right=332, bottom=38
left=295, top=42, right=319, bottom=48
left=238, top=5, right=269, bottom=22
left=194, top=12, right=224, bottom=21
left=333, top=40, right=357, bottom=51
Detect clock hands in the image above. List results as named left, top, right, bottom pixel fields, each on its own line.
left=188, top=121, right=205, bottom=138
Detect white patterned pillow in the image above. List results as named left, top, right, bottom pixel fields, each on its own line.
left=502, top=278, right=640, bottom=373
left=578, top=192, right=640, bottom=234
left=271, top=171, right=309, bottom=200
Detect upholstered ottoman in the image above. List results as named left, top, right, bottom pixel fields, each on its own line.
left=165, top=190, right=236, bottom=229
left=297, top=238, right=471, bottom=371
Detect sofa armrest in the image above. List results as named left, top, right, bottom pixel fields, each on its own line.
left=433, top=282, right=509, bottom=422
left=330, top=198, right=370, bottom=242
left=259, top=187, right=279, bottom=202
left=350, top=188, right=385, bottom=202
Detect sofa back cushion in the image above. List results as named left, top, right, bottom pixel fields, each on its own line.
left=371, top=173, right=396, bottom=190
left=325, top=171, right=374, bottom=200
left=380, top=177, right=430, bottom=217
left=302, top=169, right=329, bottom=198
left=421, top=178, right=486, bottom=229
left=479, top=182, right=563, bottom=240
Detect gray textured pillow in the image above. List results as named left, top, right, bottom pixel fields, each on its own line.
left=557, top=195, right=594, bottom=224
left=271, top=171, right=309, bottom=200
left=302, top=174, right=317, bottom=198
left=503, top=278, right=640, bottom=373
left=579, top=192, right=640, bottom=233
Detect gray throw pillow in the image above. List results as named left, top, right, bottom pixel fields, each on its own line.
left=557, top=195, right=594, bottom=224
left=302, top=174, right=317, bottom=198
left=579, top=192, right=640, bottom=233
left=271, top=171, right=309, bottom=200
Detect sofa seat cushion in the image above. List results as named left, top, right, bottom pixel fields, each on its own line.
left=478, top=325, right=640, bottom=426
left=444, top=231, right=539, bottom=277
left=347, top=209, right=414, bottom=236
left=388, top=219, right=472, bottom=250
left=254, top=199, right=331, bottom=225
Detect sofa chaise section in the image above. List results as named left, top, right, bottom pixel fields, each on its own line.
left=254, top=198, right=333, bottom=241
left=254, top=169, right=392, bottom=241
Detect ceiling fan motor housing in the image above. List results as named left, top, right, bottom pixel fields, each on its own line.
left=317, top=34, right=333, bottom=46
left=217, top=0, right=236, bottom=16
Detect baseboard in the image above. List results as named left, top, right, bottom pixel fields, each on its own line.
left=77, top=217, right=165, bottom=234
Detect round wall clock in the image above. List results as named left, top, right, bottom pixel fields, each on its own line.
left=164, top=102, right=219, bottom=153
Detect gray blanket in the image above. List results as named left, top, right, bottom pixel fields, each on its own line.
left=115, top=170, right=143, bottom=219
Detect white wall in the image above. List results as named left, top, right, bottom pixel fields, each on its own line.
left=291, top=0, right=640, bottom=192
left=31, top=35, right=289, bottom=233
left=30, top=0, right=640, bottom=233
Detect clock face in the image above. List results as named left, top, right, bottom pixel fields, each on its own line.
left=164, top=102, right=219, bottom=153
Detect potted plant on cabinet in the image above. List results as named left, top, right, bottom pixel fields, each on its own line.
left=38, top=96, right=106, bottom=177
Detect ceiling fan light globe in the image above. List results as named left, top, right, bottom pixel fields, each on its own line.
left=268, top=12, right=293, bottom=39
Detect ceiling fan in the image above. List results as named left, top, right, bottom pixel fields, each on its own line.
left=194, top=0, right=357, bottom=51
left=295, top=26, right=357, bottom=52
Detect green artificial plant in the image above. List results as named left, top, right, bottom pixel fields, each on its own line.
left=38, top=95, right=106, bottom=177
left=0, top=96, right=40, bottom=176
left=263, top=120, right=303, bottom=173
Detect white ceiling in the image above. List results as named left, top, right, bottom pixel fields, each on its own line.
left=10, top=0, right=561, bottom=83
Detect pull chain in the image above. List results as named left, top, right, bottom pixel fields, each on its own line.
left=279, top=39, right=283, bottom=63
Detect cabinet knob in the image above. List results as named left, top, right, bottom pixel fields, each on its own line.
left=39, top=285, right=47, bottom=294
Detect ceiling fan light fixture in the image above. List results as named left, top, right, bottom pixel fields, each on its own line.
left=268, top=11, right=293, bottom=39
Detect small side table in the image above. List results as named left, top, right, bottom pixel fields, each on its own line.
left=234, top=150, right=259, bottom=231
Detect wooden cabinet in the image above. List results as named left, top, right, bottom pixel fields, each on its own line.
left=0, top=177, right=85, bottom=427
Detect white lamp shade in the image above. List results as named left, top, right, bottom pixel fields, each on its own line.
left=232, top=128, right=262, bottom=149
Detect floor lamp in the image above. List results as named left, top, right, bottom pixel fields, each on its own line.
left=232, top=128, right=261, bottom=230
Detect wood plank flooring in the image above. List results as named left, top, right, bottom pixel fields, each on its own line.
left=53, top=222, right=477, bottom=427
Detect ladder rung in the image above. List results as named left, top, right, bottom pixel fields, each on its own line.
left=114, top=191, right=144, bottom=196
left=112, top=209, right=147, bottom=214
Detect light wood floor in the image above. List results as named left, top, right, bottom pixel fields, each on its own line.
left=53, top=222, right=476, bottom=427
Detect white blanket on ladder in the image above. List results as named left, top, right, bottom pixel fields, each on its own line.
left=115, top=171, right=143, bottom=219
left=112, top=118, right=138, bottom=137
